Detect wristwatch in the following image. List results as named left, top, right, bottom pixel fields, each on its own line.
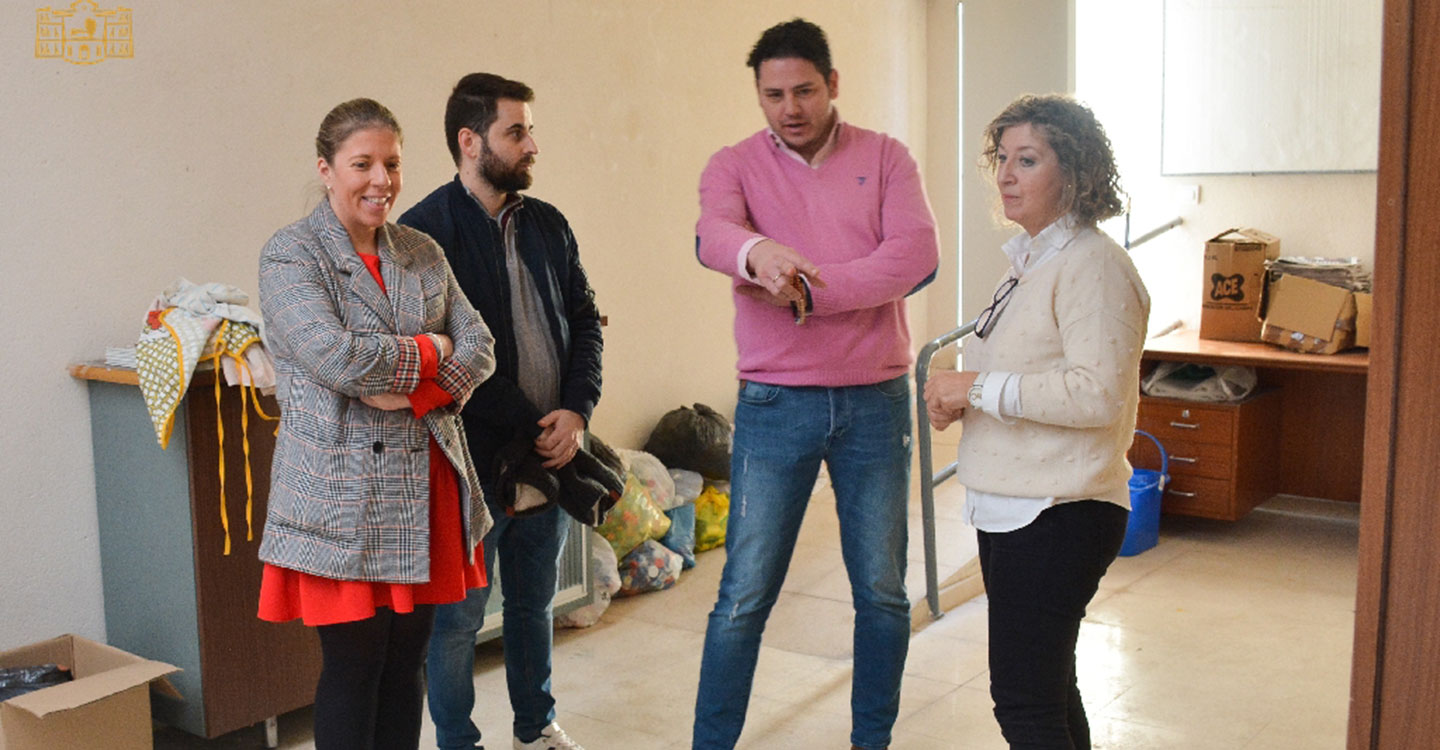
left=967, top=382, right=984, bottom=411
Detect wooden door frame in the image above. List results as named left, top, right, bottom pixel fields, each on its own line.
left=1349, top=0, right=1438, bottom=746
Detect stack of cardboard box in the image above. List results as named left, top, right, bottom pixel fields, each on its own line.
left=1261, top=273, right=1371, bottom=354
left=1200, top=228, right=1371, bottom=353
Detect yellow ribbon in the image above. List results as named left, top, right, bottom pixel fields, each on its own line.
left=212, top=363, right=230, bottom=555
left=200, top=320, right=278, bottom=555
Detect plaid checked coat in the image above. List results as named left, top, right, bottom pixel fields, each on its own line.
left=256, top=199, right=496, bottom=583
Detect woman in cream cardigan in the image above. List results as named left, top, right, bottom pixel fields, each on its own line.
left=925, top=94, right=1149, bottom=749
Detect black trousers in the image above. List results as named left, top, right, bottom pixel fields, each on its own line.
left=313, top=605, right=437, bottom=750
left=978, top=500, right=1128, bottom=750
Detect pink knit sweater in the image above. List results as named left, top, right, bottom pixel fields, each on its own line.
left=696, top=124, right=940, bottom=386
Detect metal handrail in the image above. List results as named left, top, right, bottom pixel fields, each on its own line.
left=1125, top=216, right=1184, bottom=251
left=914, top=317, right=978, bottom=620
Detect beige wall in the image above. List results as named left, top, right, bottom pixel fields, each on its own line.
left=0, top=0, right=1378, bottom=650
left=0, top=1, right=930, bottom=647
left=920, top=0, right=961, bottom=351
left=957, top=0, right=1072, bottom=335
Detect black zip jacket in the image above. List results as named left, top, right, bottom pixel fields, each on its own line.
left=400, top=176, right=603, bottom=482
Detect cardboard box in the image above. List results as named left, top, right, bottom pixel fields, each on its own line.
left=1200, top=228, right=1281, bottom=342
left=0, top=635, right=178, bottom=750
left=1353, top=291, right=1373, bottom=348
left=1260, top=273, right=1357, bottom=355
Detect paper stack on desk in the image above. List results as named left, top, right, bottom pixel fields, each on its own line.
left=1266, top=256, right=1371, bottom=292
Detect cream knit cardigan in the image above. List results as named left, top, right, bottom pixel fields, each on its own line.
left=956, top=227, right=1151, bottom=501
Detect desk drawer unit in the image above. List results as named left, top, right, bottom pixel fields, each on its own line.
left=1158, top=474, right=1234, bottom=518
left=1130, top=388, right=1280, bottom=521
left=1135, top=401, right=1232, bottom=447
left=1148, top=438, right=1232, bottom=481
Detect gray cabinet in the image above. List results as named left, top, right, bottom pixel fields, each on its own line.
left=76, top=370, right=319, bottom=739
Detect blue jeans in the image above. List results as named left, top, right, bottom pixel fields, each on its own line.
left=426, top=490, right=569, bottom=749
left=693, top=377, right=913, bottom=750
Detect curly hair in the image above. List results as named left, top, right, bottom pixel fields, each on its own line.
left=981, top=94, right=1124, bottom=228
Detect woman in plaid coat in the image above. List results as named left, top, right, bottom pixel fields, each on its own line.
left=255, top=98, right=496, bottom=750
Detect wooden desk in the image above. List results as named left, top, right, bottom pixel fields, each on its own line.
left=1140, top=330, right=1369, bottom=507
left=1143, top=329, right=1368, bottom=375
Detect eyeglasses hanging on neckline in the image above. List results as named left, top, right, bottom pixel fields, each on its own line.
left=976, top=276, right=1018, bottom=339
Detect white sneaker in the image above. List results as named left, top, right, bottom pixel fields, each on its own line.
left=513, top=722, right=585, bottom=750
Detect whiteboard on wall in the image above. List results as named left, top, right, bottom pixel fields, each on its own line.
left=1161, top=0, right=1382, bottom=175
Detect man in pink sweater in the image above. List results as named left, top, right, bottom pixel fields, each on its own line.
left=691, top=18, right=940, bottom=750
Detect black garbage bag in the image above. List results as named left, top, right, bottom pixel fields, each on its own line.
left=644, top=403, right=733, bottom=480
left=0, top=663, right=73, bottom=702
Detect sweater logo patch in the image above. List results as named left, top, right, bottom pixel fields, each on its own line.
left=856, top=176, right=868, bottom=185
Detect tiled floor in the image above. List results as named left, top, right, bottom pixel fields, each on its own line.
left=157, top=480, right=1359, bottom=749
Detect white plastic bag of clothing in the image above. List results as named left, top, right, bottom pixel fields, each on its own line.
left=616, top=448, right=679, bottom=510
left=668, top=469, right=704, bottom=506
left=1141, top=362, right=1258, bottom=402
left=556, top=529, right=621, bottom=629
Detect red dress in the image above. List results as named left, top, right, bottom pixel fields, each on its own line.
left=258, top=252, right=485, bottom=626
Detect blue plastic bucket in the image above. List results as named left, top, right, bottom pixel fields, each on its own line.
left=1119, top=430, right=1167, bottom=557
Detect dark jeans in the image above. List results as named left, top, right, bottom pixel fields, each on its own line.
left=313, top=604, right=436, bottom=750
left=978, top=500, right=1128, bottom=750
left=427, top=494, right=569, bottom=748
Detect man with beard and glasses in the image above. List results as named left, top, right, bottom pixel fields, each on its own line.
left=400, top=72, right=602, bottom=750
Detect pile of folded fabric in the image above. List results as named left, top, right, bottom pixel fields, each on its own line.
left=132, top=278, right=276, bottom=554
